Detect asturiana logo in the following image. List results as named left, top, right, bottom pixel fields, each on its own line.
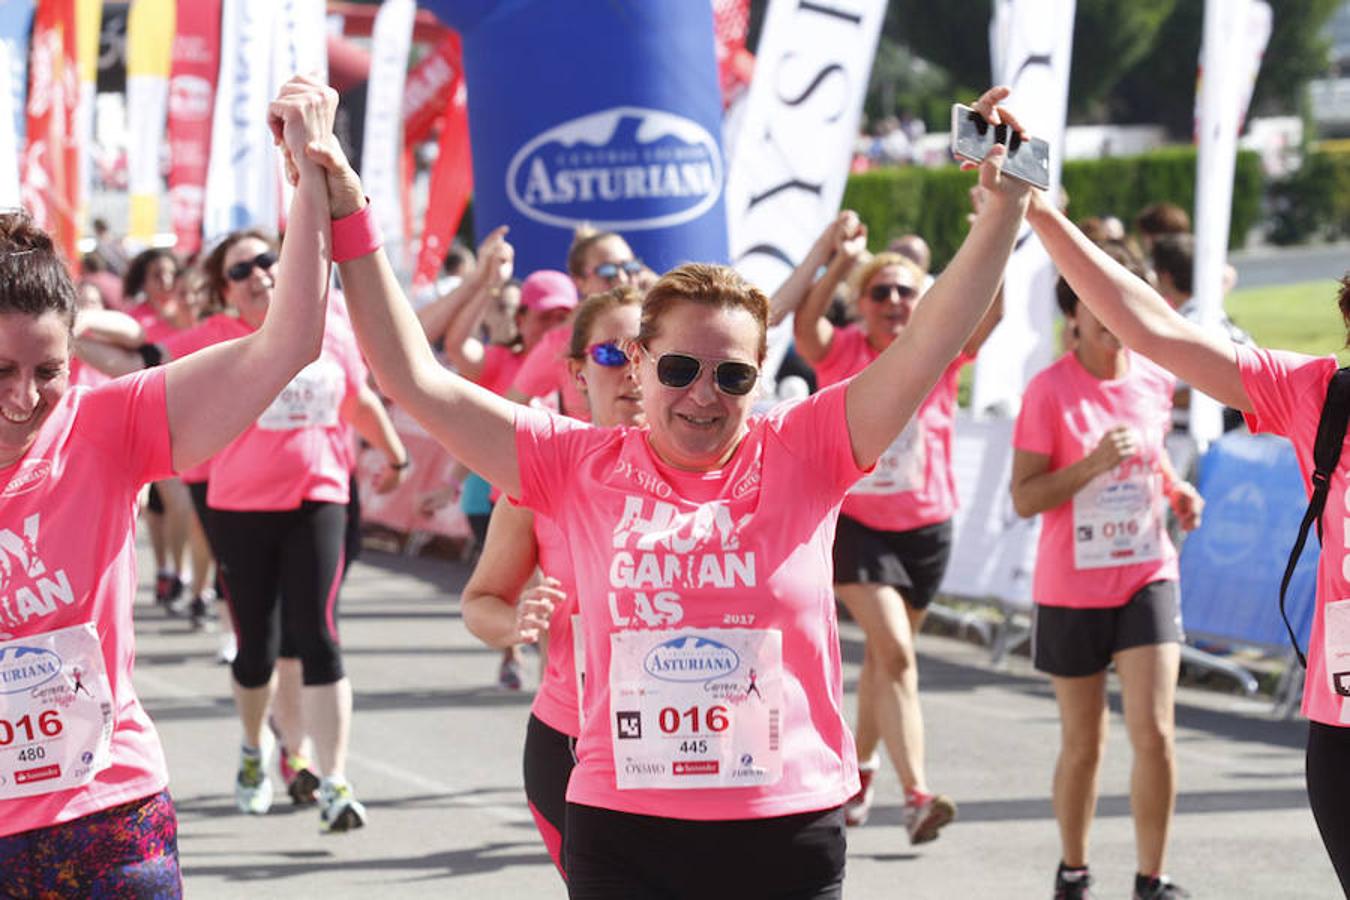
left=0, top=645, right=62, bottom=695
left=506, top=106, right=723, bottom=231
left=644, top=636, right=740, bottom=683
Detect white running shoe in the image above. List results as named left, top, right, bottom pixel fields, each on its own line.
left=217, top=633, right=237, bottom=665
left=902, top=791, right=956, bottom=845
left=319, top=776, right=368, bottom=832
left=235, top=746, right=274, bottom=815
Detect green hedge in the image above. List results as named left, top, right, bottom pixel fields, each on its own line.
left=842, top=147, right=1265, bottom=269
left=1267, top=142, right=1350, bottom=245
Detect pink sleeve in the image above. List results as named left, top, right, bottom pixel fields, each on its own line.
left=81, top=368, right=175, bottom=485
left=1013, top=373, right=1056, bottom=456
left=512, top=332, right=562, bottom=398
left=765, top=381, right=870, bottom=494
left=811, top=325, right=862, bottom=387
left=1236, top=345, right=1334, bottom=438
left=513, top=407, right=593, bottom=516
left=477, top=344, right=506, bottom=387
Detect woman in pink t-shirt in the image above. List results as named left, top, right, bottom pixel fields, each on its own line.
left=461, top=285, right=646, bottom=879
left=0, top=77, right=338, bottom=896
left=1023, top=190, right=1350, bottom=895
left=1010, top=239, right=1203, bottom=900
left=310, top=85, right=1029, bottom=898
left=793, top=240, right=1002, bottom=842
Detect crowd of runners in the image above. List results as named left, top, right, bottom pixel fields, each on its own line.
left=1, top=75, right=1348, bottom=900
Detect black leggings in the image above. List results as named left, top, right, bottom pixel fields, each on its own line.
left=1307, top=721, right=1350, bottom=894
left=212, top=501, right=347, bottom=688
left=523, top=714, right=576, bottom=878
left=565, top=803, right=846, bottom=900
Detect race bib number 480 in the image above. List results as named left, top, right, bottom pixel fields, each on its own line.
left=0, top=623, right=114, bottom=799
left=609, top=628, right=782, bottom=790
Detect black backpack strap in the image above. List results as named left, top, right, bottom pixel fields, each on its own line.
left=1280, top=366, right=1350, bottom=667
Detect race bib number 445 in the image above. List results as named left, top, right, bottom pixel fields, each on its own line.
left=610, top=628, right=782, bottom=790
left=0, top=623, right=114, bottom=800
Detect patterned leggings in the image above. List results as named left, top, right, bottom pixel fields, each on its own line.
left=0, top=790, right=181, bottom=899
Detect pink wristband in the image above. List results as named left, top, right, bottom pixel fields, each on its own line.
left=332, top=201, right=382, bottom=263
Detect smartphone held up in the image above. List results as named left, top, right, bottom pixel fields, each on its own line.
left=950, top=103, right=1051, bottom=191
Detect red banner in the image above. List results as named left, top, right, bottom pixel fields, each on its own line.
left=403, top=30, right=460, bottom=147
left=413, top=78, right=472, bottom=289
left=711, top=0, right=753, bottom=107
left=166, top=0, right=221, bottom=256
left=22, top=0, right=80, bottom=263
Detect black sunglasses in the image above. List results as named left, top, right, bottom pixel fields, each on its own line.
left=226, top=251, right=278, bottom=283
left=646, top=350, right=758, bottom=396
left=869, top=282, right=919, bottom=303
left=592, top=260, right=644, bottom=282
left=586, top=341, right=630, bottom=368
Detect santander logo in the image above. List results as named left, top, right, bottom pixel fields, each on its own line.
left=506, top=106, right=724, bottom=231
left=168, top=75, right=213, bottom=122
left=2, top=460, right=51, bottom=498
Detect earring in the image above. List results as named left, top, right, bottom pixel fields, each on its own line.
left=577, top=374, right=587, bottom=387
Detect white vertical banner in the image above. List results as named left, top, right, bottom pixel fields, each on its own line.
left=1190, top=0, right=1271, bottom=446
left=723, top=0, right=886, bottom=388
left=203, top=0, right=280, bottom=241
left=271, top=0, right=327, bottom=219
left=0, top=42, right=18, bottom=207
left=971, top=0, right=1076, bottom=417
left=361, top=0, right=415, bottom=283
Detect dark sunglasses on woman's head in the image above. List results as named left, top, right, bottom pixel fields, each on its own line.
left=647, top=350, right=758, bottom=396
left=226, top=251, right=278, bottom=282
left=591, top=259, right=644, bottom=282
left=869, top=282, right=919, bottom=303
left=586, top=341, right=630, bottom=367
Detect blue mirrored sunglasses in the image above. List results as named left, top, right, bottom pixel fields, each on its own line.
left=592, top=260, right=644, bottom=281
left=586, top=341, right=630, bottom=367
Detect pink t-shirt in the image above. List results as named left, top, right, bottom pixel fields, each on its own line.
left=512, top=325, right=590, bottom=422
left=0, top=370, right=174, bottom=837
left=1237, top=346, right=1350, bottom=727
left=1014, top=351, right=1179, bottom=608
left=812, top=324, right=969, bottom=531
left=163, top=311, right=364, bottom=511
left=128, top=302, right=180, bottom=345
left=529, top=510, right=581, bottom=737
left=477, top=344, right=526, bottom=398
left=514, top=383, right=866, bottom=820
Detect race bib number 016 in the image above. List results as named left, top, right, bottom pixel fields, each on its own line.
left=0, top=623, right=114, bottom=799
left=1072, top=468, right=1163, bottom=570
left=610, top=628, right=781, bottom=790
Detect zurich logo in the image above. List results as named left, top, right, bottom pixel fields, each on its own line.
left=643, top=636, right=740, bottom=684
left=506, top=106, right=724, bottom=231
left=0, top=645, right=62, bottom=695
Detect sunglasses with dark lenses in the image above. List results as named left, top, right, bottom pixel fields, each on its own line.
left=592, top=259, right=644, bottom=281
left=586, top=341, right=630, bottom=368
left=226, top=251, right=279, bottom=282
left=652, top=352, right=758, bottom=396
left=869, top=283, right=919, bottom=303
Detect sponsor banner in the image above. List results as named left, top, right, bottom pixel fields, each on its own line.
left=95, top=2, right=127, bottom=95
left=413, top=78, right=471, bottom=289
left=403, top=30, right=459, bottom=147
left=711, top=0, right=752, bottom=108
left=75, top=0, right=102, bottom=231
left=270, top=0, right=326, bottom=223
left=0, top=0, right=35, bottom=162
left=1189, top=0, right=1270, bottom=446
left=125, top=0, right=175, bottom=240
left=970, top=0, right=1076, bottom=417
left=424, top=0, right=729, bottom=276
left=22, top=0, right=80, bottom=263
left=166, top=0, right=221, bottom=255
left=361, top=0, right=415, bottom=280
left=203, top=0, right=279, bottom=241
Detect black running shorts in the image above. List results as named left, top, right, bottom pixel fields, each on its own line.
left=1032, top=580, right=1184, bottom=677
left=831, top=515, right=953, bottom=610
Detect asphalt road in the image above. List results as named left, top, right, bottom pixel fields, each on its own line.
left=122, top=544, right=1344, bottom=899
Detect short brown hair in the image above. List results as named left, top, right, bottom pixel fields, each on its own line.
left=1135, top=202, right=1190, bottom=240
left=566, top=225, right=624, bottom=277
left=0, top=211, right=77, bottom=328
left=568, top=285, right=643, bottom=359
left=638, top=264, right=769, bottom=362
left=201, top=229, right=277, bottom=313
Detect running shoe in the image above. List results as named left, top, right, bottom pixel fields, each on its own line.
left=843, top=756, right=879, bottom=826
left=1133, top=875, right=1190, bottom=899
left=188, top=594, right=217, bottom=631
left=319, top=776, right=367, bottom=832
left=280, top=748, right=320, bottom=806
left=217, top=633, right=237, bottom=665
left=901, top=790, right=956, bottom=844
left=235, top=747, right=274, bottom=815
left=1054, top=863, right=1094, bottom=900
left=498, top=653, right=523, bottom=691
left=155, top=571, right=185, bottom=611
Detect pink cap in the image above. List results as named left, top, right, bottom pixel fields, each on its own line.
left=520, top=269, right=578, bottom=313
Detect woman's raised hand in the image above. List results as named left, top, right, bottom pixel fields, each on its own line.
left=963, top=86, right=1034, bottom=210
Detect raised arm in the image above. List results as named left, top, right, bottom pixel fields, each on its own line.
left=792, top=215, right=867, bottom=364
left=1025, top=190, right=1249, bottom=411
left=438, top=230, right=514, bottom=379
left=845, top=87, right=1028, bottom=469
left=163, top=76, right=335, bottom=472
left=768, top=210, right=861, bottom=328
left=305, top=138, right=523, bottom=497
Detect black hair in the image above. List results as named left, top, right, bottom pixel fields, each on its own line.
left=122, top=247, right=179, bottom=300
left=0, top=211, right=77, bottom=327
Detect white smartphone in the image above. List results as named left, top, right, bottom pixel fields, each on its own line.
left=950, top=103, right=1051, bottom=191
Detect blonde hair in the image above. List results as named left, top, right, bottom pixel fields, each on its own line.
left=638, top=264, right=769, bottom=363
left=848, top=252, right=925, bottom=305
left=568, top=285, right=643, bottom=359
left=566, top=224, right=626, bottom=277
